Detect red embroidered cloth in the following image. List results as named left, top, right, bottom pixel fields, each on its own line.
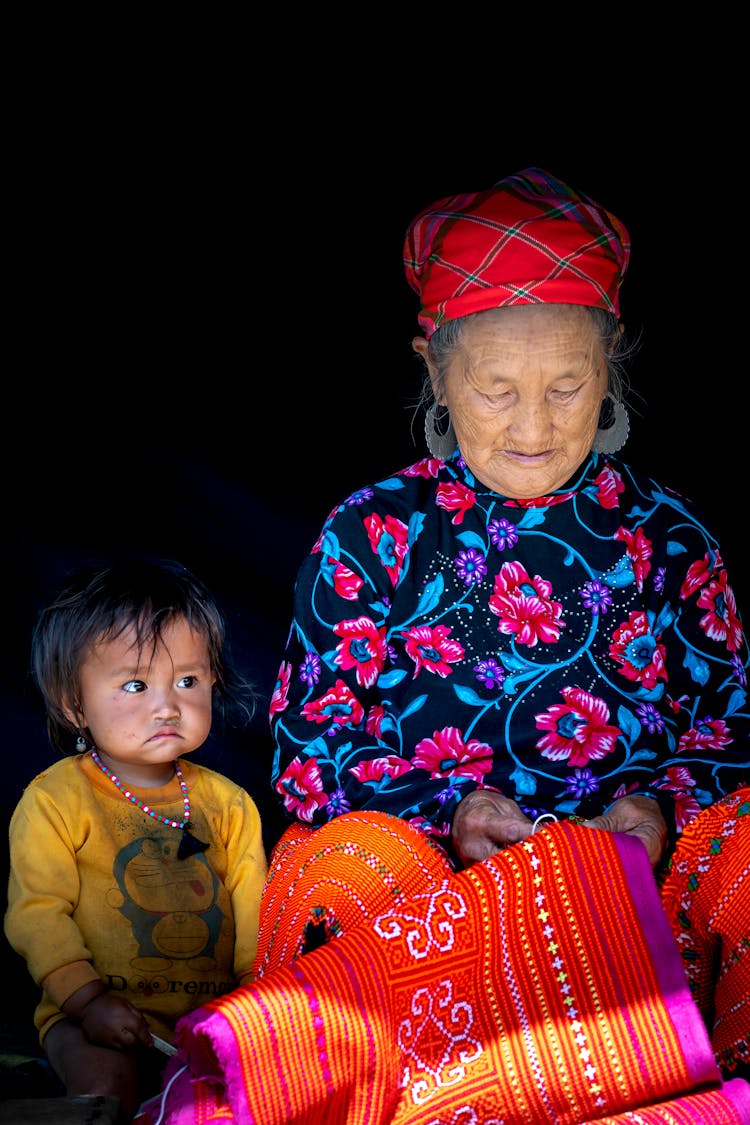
left=138, top=817, right=750, bottom=1123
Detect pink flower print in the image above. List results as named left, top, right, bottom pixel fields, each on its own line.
left=275, top=756, right=328, bottom=822
left=593, top=465, right=624, bottom=509
left=436, top=481, right=476, bottom=525
left=680, top=551, right=724, bottom=599
left=611, top=781, right=641, bottom=801
left=349, top=756, right=411, bottom=783
left=402, top=624, right=465, bottom=678
left=330, top=559, right=364, bottom=600
left=654, top=767, right=702, bottom=828
left=334, top=616, right=388, bottom=689
left=504, top=492, right=574, bottom=509
left=696, top=571, right=744, bottom=652
left=677, top=717, right=733, bottom=754
left=408, top=814, right=450, bottom=839
left=402, top=458, right=442, bottom=479
left=365, top=704, right=385, bottom=737
left=673, top=789, right=703, bottom=829
left=301, top=679, right=365, bottom=727
left=535, top=686, right=621, bottom=768
left=364, top=512, right=409, bottom=586
left=614, top=525, right=652, bottom=592
left=666, top=693, right=690, bottom=715
left=609, top=611, right=668, bottom=690
left=489, top=560, right=566, bottom=646
left=660, top=765, right=696, bottom=791
left=413, top=726, right=493, bottom=782
left=270, top=661, right=291, bottom=716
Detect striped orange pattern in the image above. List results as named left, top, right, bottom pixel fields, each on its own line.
left=139, top=816, right=750, bottom=1123
left=660, top=786, right=750, bottom=1077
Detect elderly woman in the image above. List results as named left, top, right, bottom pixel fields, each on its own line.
left=141, top=170, right=749, bottom=1125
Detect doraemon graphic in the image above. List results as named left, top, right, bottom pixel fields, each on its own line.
left=107, top=835, right=225, bottom=973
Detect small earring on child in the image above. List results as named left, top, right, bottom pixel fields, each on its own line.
left=76, top=732, right=87, bottom=752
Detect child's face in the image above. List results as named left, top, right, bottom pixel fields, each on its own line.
left=69, top=616, right=216, bottom=783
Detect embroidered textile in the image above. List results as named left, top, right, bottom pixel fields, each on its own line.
left=138, top=818, right=750, bottom=1123
left=660, top=785, right=750, bottom=1075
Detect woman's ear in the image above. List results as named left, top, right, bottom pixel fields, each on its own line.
left=411, top=335, right=429, bottom=362
left=412, top=336, right=442, bottom=402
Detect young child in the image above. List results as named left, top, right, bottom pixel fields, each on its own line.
left=4, top=556, right=268, bottom=1123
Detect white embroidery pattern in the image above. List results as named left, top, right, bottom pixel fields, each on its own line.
left=421, top=1109, right=505, bottom=1125
left=373, top=882, right=467, bottom=960
left=398, top=978, right=483, bottom=1105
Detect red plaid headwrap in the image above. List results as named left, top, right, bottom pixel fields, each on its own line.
left=403, top=167, right=631, bottom=339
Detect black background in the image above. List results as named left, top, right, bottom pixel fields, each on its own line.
left=3, top=39, right=745, bottom=1036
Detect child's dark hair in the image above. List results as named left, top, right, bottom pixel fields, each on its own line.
left=32, top=556, right=256, bottom=754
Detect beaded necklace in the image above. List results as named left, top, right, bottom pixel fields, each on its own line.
left=90, top=748, right=208, bottom=859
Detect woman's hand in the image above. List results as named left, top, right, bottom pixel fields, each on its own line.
left=451, top=791, right=534, bottom=867
left=582, top=795, right=667, bottom=867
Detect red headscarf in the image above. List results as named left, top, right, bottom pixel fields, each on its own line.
left=403, top=167, right=630, bottom=339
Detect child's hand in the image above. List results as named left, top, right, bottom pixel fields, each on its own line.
left=79, top=992, right=153, bottom=1052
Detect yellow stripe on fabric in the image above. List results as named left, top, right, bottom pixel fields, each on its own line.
left=497, top=834, right=593, bottom=1120
left=382, top=823, right=699, bottom=1123
left=537, top=825, right=692, bottom=1112
left=165, top=816, right=737, bottom=1124
left=592, top=1084, right=750, bottom=1124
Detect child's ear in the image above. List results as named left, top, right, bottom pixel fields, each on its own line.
left=62, top=698, right=84, bottom=726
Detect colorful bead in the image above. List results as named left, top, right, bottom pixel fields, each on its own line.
left=90, top=749, right=192, bottom=831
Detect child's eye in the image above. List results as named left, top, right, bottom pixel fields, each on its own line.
left=122, top=680, right=146, bottom=694
left=177, top=675, right=196, bottom=689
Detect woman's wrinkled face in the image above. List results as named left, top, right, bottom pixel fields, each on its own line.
left=428, top=304, right=608, bottom=499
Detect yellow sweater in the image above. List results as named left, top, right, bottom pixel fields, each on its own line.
left=4, top=752, right=268, bottom=1044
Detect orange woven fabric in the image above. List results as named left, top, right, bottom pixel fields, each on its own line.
left=139, top=816, right=750, bottom=1123
left=253, top=810, right=455, bottom=975
left=660, top=786, right=750, bottom=1077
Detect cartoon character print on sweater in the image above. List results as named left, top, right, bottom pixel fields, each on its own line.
left=107, top=835, right=224, bottom=973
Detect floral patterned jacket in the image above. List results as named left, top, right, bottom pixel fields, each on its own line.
left=270, top=451, right=749, bottom=857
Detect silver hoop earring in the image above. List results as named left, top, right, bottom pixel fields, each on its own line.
left=592, top=393, right=630, bottom=455
left=424, top=403, right=457, bottom=461
left=76, top=732, right=88, bottom=752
